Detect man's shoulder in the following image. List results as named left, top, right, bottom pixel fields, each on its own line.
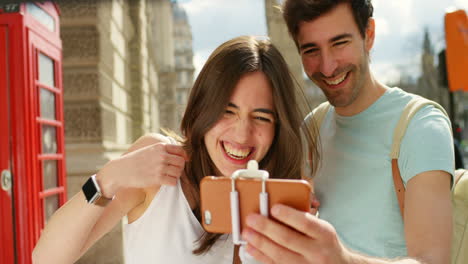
left=385, top=88, right=448, bottom=119
left=383, top=87, right=416, bottom=104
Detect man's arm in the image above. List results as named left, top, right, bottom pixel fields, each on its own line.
left=403, top=170, right=452, bottom=264
left=241, top=170, right=452, bottom=264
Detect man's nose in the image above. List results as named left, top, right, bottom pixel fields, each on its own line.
left=319, top=50, right=338, bottom=78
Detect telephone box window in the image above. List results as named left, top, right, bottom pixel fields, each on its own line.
left=39, top=53, right=55, bottom=87
left=38, top=53, right=55, bottom=87
left=43, top=160, right=57, bottom=189
left=40, top=88, right=55, bottom=120
left=26, top=3, right=55, bottom=32
left=44, top=195, right=59, bottom=223
left=42, top=125, right=57, bottom=154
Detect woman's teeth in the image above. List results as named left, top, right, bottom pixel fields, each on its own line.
left=223, top=143, right=251, bottom=160
left=324, top=72, right=347, bottom=85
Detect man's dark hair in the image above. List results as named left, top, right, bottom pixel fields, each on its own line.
left=282, top=0, right=374, bottom=48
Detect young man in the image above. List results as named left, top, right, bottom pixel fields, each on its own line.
left=241, top=1, right=454, bottom=263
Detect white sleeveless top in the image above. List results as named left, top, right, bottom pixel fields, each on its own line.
left=123, top=180, right=234, bottom=263
left=123, top=136, right=261, bottom=263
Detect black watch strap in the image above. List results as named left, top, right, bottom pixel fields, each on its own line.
left=82, top=175, right=114, bottom=207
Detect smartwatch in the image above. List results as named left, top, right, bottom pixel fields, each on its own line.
left=82, top=174, right=114, bottom=207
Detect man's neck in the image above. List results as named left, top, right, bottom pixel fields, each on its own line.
left=335, top=74, right=387, bottom=116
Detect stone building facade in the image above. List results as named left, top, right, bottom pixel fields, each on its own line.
left=59, top=0, right=184, bottom=262
left=152, top=0, right=178, bottom=131
left=173, top=1, right=195, bottom=128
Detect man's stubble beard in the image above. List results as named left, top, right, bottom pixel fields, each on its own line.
left=310, top=50, right=370, bottom=108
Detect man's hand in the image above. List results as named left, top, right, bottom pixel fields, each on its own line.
left=242, top=169, right=452, bottom=264
left=241, top=204, right=350, bottom=264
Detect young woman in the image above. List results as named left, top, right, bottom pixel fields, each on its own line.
left=32, top=35, right=319, bottom=264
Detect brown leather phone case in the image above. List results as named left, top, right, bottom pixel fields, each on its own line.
left=200, top=176, right=311, bottom=233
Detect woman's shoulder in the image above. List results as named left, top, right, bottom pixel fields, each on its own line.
left=137, top=133, right=172, bottom=145
left=124, top=133, right=184, bottom=222
left=125, top=133, right=171, bottom=154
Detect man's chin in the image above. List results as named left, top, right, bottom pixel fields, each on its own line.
left=325, top=93, right=353, bottom=108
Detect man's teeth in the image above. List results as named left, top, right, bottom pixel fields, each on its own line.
left=324, top=72, right=347, bottom=85
left=224, top=143, right=250, bottom=160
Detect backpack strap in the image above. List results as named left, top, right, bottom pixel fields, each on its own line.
left=391, top=97, right=449, bottom=219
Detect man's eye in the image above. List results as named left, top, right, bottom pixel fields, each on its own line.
left=334, top=41, right=348, bottom=46
left=255, top=116, right=272, bottom=123
left=224, top=110, right=234, bottom=115
left=303, top=48, right=319, bottom=55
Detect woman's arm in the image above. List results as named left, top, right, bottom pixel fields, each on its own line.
left=32, top=133, right=187, bottom=264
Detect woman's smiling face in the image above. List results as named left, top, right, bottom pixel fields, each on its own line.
left=204, top=71, right=276, bottom=177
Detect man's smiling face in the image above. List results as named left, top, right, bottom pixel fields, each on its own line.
left=298, top=3, right=374, bottom=109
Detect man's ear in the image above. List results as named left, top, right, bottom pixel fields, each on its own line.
left=365, top=18, right=375, bottom=51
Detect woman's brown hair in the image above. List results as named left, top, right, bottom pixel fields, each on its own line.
left=177, top=36, right=319, bottom=254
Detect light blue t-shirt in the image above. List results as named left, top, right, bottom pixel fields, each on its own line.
left=311, top=87, right=454, bottom=258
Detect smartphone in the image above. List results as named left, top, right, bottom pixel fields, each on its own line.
left=200, top=176, right=311, bottom=234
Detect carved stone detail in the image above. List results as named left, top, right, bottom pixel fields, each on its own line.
left=63, top=72, right=99, bottom=97
left=61, top=26, right=99, bottom=61
left=58, top=0, right=97, bottom=19
left=64, top=103, right=102, bottom=142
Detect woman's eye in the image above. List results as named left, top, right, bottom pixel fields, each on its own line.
left=224, top=110, right=234, bottom=115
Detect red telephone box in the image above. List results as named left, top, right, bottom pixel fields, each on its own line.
left=0, top=2, right=66, bottom=264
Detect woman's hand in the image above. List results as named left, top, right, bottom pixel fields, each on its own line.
left=97, top=142, right=188, bottom=197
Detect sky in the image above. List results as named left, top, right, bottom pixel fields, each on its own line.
left=179, top=0, right=468, bottom=85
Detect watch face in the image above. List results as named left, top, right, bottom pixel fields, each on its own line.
left=82, top=177, right=99, bottom=202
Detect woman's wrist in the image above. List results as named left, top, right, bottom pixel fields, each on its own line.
left=95, top=162, right=120, bottom=198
